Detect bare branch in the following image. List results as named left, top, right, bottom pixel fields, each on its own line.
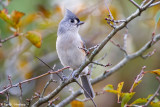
left=0, top=33, right=19, bottom=43
left=141, top=49, right=156, bottom=59
left=91, top=61, right=111, bottom=67
left=144, top=81, right=160, bottom=106
left=0, top=67, right=69, bottom=94
left=105, top=0, right=116, bottom=26
left=129, top=0, right=141, bottom=9
left=35, top=56, right=63, bottom=80
left=110, top=40, right=128, bottom=56
left=40, top=79, right=57, bottom=98
left=149, top=1, right=160, bottom=7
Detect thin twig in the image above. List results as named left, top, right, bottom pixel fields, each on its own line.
left=129, top=0, right=141, bottom=9
left=0, top=34, right=19, bottom=43
left=91, top=61, right=111, bottom=67
left=105, top=0, right=116, bottom=27
left=141, top=49, right=156, bottom=59
left=140, top=0, right=148, bottom=7
left=0, top=67, right=69, bottom=94
left=149, top=1, right=160, bottom=7
left=129, top=66, right=146, bottom=92
left=110, top=40, right=128, bottom=56
left=75, top=80, right=97, bottom=107
left=40, top=79, right=57, bottom=98
left=48, top=97, right=60, bottom=106
left=35, top=56, right=63, bottom=80
left=144, top=83, right=160, bottom=106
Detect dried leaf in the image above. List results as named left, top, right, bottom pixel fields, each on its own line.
left=71, top=100, right=84, bottom=107
left=24, top=31, right=42, bottom=48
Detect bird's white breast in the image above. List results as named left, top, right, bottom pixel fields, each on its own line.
left=56, top=33, right=85, bottom=70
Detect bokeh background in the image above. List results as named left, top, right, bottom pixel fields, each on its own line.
left=0, top=0, right=160, bottom=106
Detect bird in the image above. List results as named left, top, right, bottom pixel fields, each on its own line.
left=56, top=9, right=94, bottom=98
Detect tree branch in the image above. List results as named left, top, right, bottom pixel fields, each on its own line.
left=149, top=1, right=160, bottom=7
left=0, top=67, right=69, bottom=94
left=129, top=0, right=141, bottom=9
left=31, top=0, right=157, bottom=106
left=57, top=33, right=160, bottom=107
left=144, top=80, right=160, bottom=106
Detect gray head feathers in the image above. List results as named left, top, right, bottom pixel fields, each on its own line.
left=64, top=9, right=77, bottom=19
left=57, top=9, right=84, bottom=35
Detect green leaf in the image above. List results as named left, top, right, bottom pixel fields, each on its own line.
left=104, top=84, right=118, bottom=94
left=130, top=80, right=142, bottom=92
left=131, top=98, right=147, bottom=105
left=0, top=9, right=14, bottom=26
left=155, top=10, right=160, bottom=24
left=121, top=92, right=135, bottom=107
left=24, top=31, right=42, bottom=48
left=104, top=84, right=114, bottom=90
left=130, top=94, right=152, bottom=105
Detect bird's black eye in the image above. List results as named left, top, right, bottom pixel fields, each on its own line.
left=70, top=19, right=74, bottom=23
left=75, top=18, right=80, bottom=23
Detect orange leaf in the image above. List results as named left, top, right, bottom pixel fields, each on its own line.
left=24, top=31, right=42, bottom=48
left=11, top=10, right=25, bottom=28
left=71, top=100, right=84, bottom=107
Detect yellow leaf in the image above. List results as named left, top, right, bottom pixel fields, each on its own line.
left=24, top=31, right=42, bottom=48
left=117, top=82, right=124, bottom=102
left=71, top=100, right=84, bottom=107
left=150, top=101, right=160, bottom=107
left=130, top=80, right=142, bottom=92
left=104, top=84, right=114, bottom=90
left=146, top=69, right=160, bottom=76
left=0, top=9, right=14, bottom=26
left=0, top=9, right=25, bottom=28
left=104, top=84, right=118, bottom=94
left=130, top=94, right=153, bottom=105
left=20, top=13, right=38, bottom=28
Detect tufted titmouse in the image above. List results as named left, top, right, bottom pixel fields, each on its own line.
left=56, top=9, right=94, bottom=98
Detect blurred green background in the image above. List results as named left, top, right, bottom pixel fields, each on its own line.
left=0, top=0, right=160, bottom=106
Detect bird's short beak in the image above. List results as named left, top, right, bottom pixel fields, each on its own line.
left=77, top=21, right=84, bottom=26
